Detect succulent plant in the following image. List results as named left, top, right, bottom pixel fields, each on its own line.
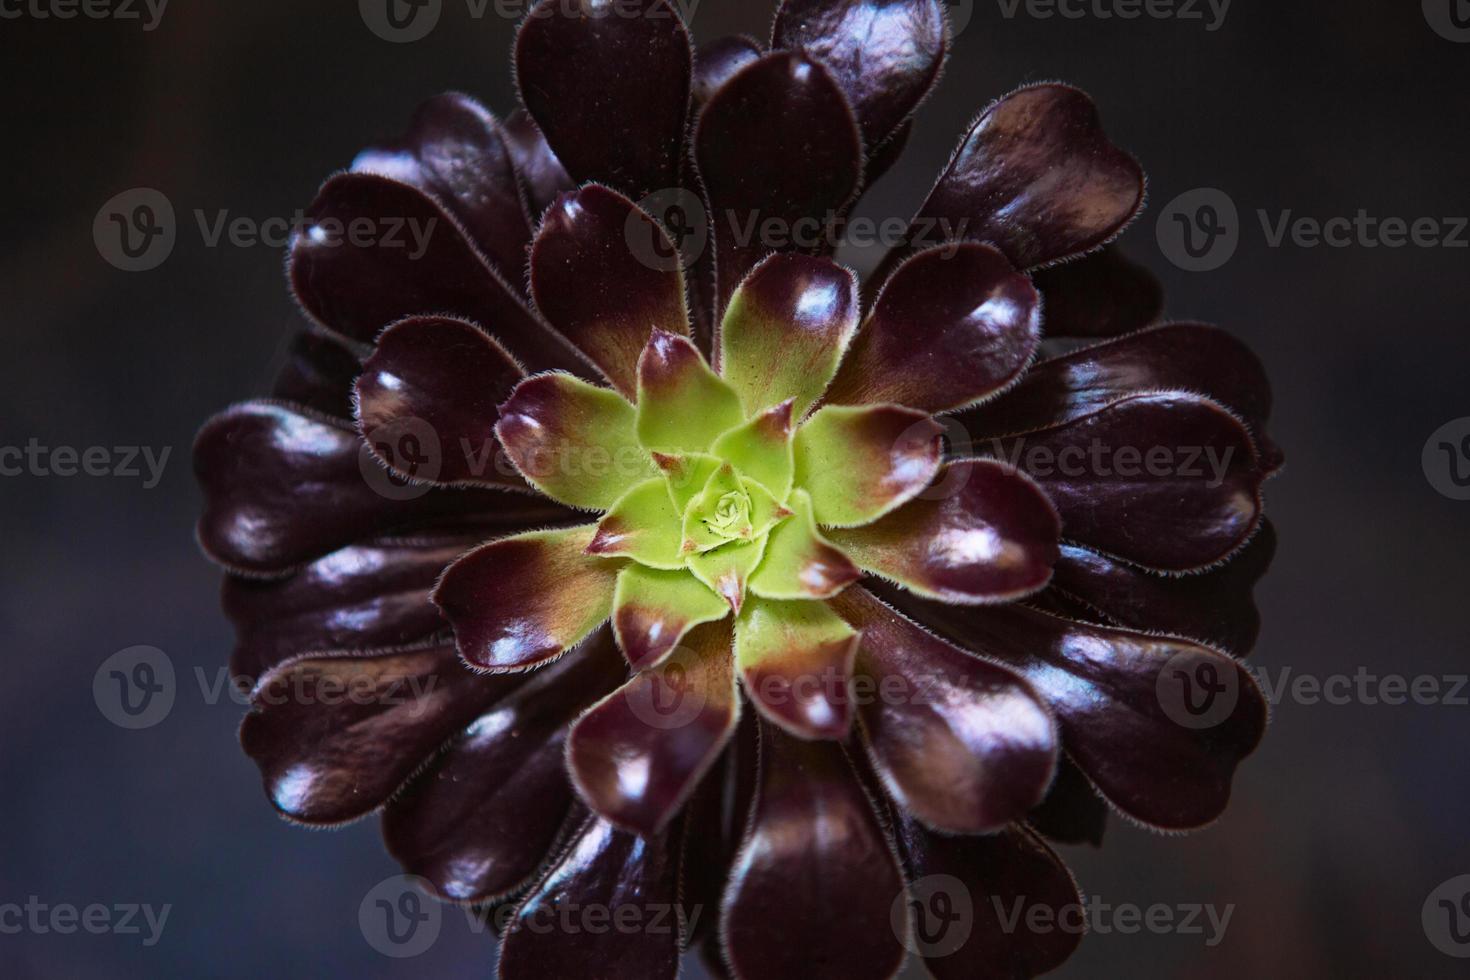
left=195, top=1, right=1281, bottom=977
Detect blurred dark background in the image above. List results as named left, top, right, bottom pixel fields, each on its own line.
left=2, top=0, right=1468, bottom=976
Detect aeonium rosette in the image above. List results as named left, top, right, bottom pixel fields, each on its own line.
left=195, top=1, right=1282, bottom=977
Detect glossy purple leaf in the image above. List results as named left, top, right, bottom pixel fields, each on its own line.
left=959, top=322, right=1277, bottom=465
left=383, top=628, right=627, bottom=902
left=834, top=587, right=1057, bottom=833
left=355, top=316, right=526, bottom=487
left=717, top=252, right=859, bottom=416
left=884, top=82, right=1144, bottom=275
left=531, top=185, right=690, bottom=396
left=828, top=459, right=1061, bottom=603
left=695, top=51, right=863, bottom=310
left=825, top=243, right=1041, bottom=414
left=721, top=722, right=907, bottom=980
left=433, top=525, right=619, bottom=673
left=734, top=598, right=860, bottom=740
left=888, top=594, right=1269, bottom=829
left=896, top=816, right=1084, bottom=980
left=515, top=0, right=692, bottom=200
left=568, top=620, right=738, bottom=835
left=222, top=533, right=479, bottom=682
left=353, top=91, right=533, bottom=286
left=239, top=641, right=516, bottom=825
left=195, top=401, right=563, bottom=576
left=288, top=172, right=590, bottom=376
left=499, top=812, right=683, bottom=980
left=772, top=0, right=946, bottom=150
left=980, top=391, right=1268, bottom=572
left=1049, top=523, right=1277, bottom=656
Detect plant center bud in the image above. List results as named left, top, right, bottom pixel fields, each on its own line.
left=704, top=489, right=753, bottom=541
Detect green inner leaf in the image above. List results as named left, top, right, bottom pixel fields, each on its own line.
left=748, top=488, right=858, bottom=600
left=733, top=595, right=858, bottom=673
left=688, top=537, right=768, bottom=612
left=709, top=400, right=795, bottom=499
left=612, top=563, right=731, bottom=668
left=636, top=333, right=745, bottom=453
left=588, top=477, right=685, bottom=569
